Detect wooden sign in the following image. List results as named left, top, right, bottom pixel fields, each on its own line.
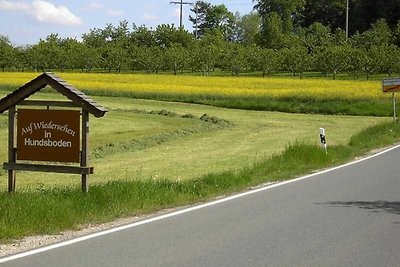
left=0, top=72, right=108, bottom=193
left=17, top=109, right=80, bottom=163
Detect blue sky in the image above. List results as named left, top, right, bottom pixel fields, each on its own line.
left=0, top=0, right=254, bottom=45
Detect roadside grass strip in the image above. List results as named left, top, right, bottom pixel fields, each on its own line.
left=1, top=142, right=399, bottom=264
left=0, top=121, right=399, bottom=242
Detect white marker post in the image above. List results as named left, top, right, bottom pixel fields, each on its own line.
left=320, top=128, right=327, bottom=154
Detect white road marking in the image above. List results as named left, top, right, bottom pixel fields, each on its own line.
left=1, top=144, right=399, bottom=263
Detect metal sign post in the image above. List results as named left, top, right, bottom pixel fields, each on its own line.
left=382, top=78, right=400, bottom=123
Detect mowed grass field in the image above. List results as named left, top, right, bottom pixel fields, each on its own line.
left=0, top=90, right=389, bottom=191
left=0, top=72, right=398, bottom=241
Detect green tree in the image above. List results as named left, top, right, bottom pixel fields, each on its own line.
left=394, top=20, right=400, bottom=46
left=154, top=24, right=194, bottom=48
left=0, top=35, right=14, bottom=71
left=248, top=46, right=281, bottom=77
left=222, top=43, right=248, bottom=76
left=165, top=44, right=189, bottom=75
left=137, top=46, right=164, bottom=73
left=130, top=25, right=157, bottom=47
left=31, top=34, right=63, bottom=71
left=299, top=0, right=346, bottom=31
left=258, top=12, right=285, bottom=48
left=370, top=45, right=399, bottom=76
left=235, top=12, right=261, bottom=44
left=190, top=1, right=236, bottom=41
left=282, top=45, right=311, bottom=78
left=13, top=46, right=29, bottom=72
left=350, top=19, right=393, bottom=48
left=253, top=0, right=305, bottom=33
left=351, top=0, right=400, bottom=35
left=190, top=41, right=219, bottom=75
left=315, top=45, right=350, bottom=79
left=347, top=47, right=364, bottom=79
left=302, top=22, right=332, bottom=53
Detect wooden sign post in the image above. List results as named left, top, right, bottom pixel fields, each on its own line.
left=0, top=73, right=107, bottom=193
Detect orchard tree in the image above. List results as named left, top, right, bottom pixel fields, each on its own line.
left=165, top=44, right=189, bottom=75
left=13, top=46, right=29, bottom=72
left=60, top=38, right=83, bottom=71
left=222, top=43, right=248, bottom=76
left=282, top=45, right=311, bottom=78
left=0, top=35, right=14, bottom=71
left=137, top=46, right=164, bottom=73
left=82, top=28, right=106, bottom=48
left=248, top=46, right=281, bottom=77
left=302, top=22, right=332, bottom=53
left=31, top=34, right=63, bottom=71
left=99, top=40, right=128, bottom=73
left=154, top=24, right=194, bottom=48
left=126, top=44, right=141, bottom=72
left=347, top=47, right=364, bottom=79
left=370, top=45, right=399, bottom=77
left=190, top=41, right=219, bottom=75
left=130, top=25, right=157, bottom=47
left=315, top=45, right=350, bottom=79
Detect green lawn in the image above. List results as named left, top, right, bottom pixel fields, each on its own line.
left=0, top=93, right=389, bottom=191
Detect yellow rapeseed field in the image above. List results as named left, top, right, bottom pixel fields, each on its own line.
left=0, top=72, right=384, bottom=100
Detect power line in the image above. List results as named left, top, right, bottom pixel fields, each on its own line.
left=170, top=0, right=194, bottom=29
left=346, top=0, right=349, bottom=39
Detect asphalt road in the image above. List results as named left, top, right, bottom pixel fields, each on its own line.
left=2, top=146, right=400, bottom=267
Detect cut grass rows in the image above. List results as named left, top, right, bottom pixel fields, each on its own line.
left=0, top=94, right=384, bottom=189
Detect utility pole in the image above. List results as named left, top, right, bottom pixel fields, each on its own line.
left=170, top=0, right=193, bottom=29
left=346, top=0, right=349, bottom=39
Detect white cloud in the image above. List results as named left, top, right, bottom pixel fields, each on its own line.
left=143, top=13, right=158, bottom=21
left=107, top=9, right=124, bottom=16
left=0, top=0, right=83, bottom=26
left=31, top=0, right=83, bottom=25
left=0, top=1, right=29, bottom=10
left=84, top=2, right=103, bottom=12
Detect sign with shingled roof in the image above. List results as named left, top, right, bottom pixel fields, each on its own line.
left=0, top=72, right=108, bottom=192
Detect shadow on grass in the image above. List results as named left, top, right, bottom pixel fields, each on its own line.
left=318, top=201, right=400, bottom=216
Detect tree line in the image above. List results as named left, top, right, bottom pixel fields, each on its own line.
left=0, top=0, right=400, bottom=79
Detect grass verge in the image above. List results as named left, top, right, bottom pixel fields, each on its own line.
left=1, top=121, right=400, bottom=241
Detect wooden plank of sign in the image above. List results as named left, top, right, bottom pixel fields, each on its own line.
left=18, top=100, right=81, bottom=108
left=3, top=163, right=94, bottom=175
left=81, top=110, right=89, bottom=192
left=8, top=106, right=16, bottom=192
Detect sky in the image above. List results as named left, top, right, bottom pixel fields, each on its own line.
left=0, top=0, right=254, bottom=45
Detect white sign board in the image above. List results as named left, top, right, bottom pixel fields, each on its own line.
left=383, top=78, right=400, bottom=93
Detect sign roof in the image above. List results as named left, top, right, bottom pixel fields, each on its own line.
left=0, top=72, right=107, bottom=117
